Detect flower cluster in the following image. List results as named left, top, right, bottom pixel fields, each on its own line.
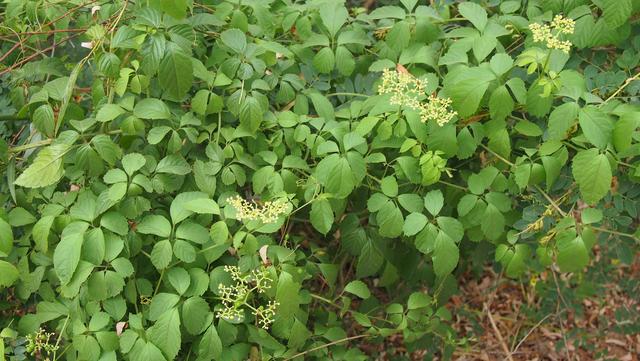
left=378, top=68, right=426, bottom=109
left=26, top=328, right=59, bottom=360
left=228, top=195, right=288, bottom=223
left=420, top=95, right=457, bottom=126
left=216, top=266, right=279, bottom=329
left=378, top=68, right=457, bottom=126
left=528, top=15, right=575, bottom=53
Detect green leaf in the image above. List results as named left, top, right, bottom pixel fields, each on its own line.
left=33, top=103, right=55, bottom=136
left=220, top=29, right=246, bottom=53
left=572, top=149, right=612, bottom=205
left=601, top=0, right=632, bottom=28
left=344, top=280, right=371, bottom=299
left=148, top=307, right=181, bottom=360
left=150, top=239, right=173, bottom=270
left=335, top=46, right=355, bottom=76
left=0, top=218, right=13, bottom=256
left=171, top=192, right=210, bottom=224
left=489, top=85, right=514, bottom=122
left=96, top=104, right=125, bottom=123
left=182, top=297, right=210, bottom=335
left=578, top=106, right=613, bottom=149
left=54, top=222, right=89, bottom=285
left=159, top=43, right=193, bottom=101
left=32, top=215, right=54, bottom=252
left=446, top=67, right=495, bottom=117
left=176, top=221, right=209, bottom=244
left=197, top=324, right=222, bottom=360
left=424, top=190, right=444, bottom=216
left=432, top=232, right=459, bottom=277
left=184, top=199, right=219, bottom=215
left=167, top=267, right=190, bottom=295
left=514, top=163, right=531, bottom=190
left=356, top=239, right=384, bottom=278
left=149, top=293, right=181, bottom=321
left=437, top=216, right=464, bottom=243
left=403, top=212, right=428, bottom=236
left=473, top=34, right=496, bottom=61
left=0, top=260, right=19, bottom=287
left=581, top=208, right=603, bottom=224
left=134, top=98, right=171, bottom=119
left=376, top=201, right=403, bottom=238
left=547, top=102, right=579, bottom=141
left=272, top=272, right=301, bottom=339
left=407, top=292, right=431, bottom=309
left=315, top=155, right=355, bottom=198
left=310, top=198, right=334, bottom=235
left=122, top=153, right=146, bottom=175
left=612, top=110, right=638, bottom=152
left=239, top=96, right=263, bottom=133
left=380, top=176, right=398, bottom=197
left=160, top=0, right=188, bottom=19
left=320, top=3, right=348, bottom=38
left=15, top=144, right=70, bottom=188
left=137, top=215, right=171, bottom=238
left=209, top=221, right=229, bottom=244
left=156, top=154, right=191, bottom=175
left=557, top=236, right=590, bottom=272
left=307, top=92, right=335, bottom=121
left=458, top=2, right=488, bottom=31
left=130, top=340, right=168, bottom=361
left=481, top=204, right=504, bottom=240
left=312, top=47, right=335, bottom=74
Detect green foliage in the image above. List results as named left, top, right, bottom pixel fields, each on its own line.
left=1, top=0, right=639, bottom=359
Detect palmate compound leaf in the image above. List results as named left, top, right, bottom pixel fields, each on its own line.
left=14, top=143, right=71, bottom=188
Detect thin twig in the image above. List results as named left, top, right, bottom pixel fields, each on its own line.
left=283, top=334, right=370, bottom=360
left=0, top=33, right=82, bottom=76
left=0, top=42, right=22, bottom=63
left=509, top=313, right=553, bottom=357
left=484, top=303, right=515, bottom=361
left=603, top=71, right=640, bottom=104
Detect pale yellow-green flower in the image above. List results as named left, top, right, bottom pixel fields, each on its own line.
left=377, top=69, right=456, bottom=126
left=419, top=94, right=457, bottom=126
left=528, top=15, right=575, bottom=54
left=228, top=195, right=288, bottom=223
left=378, top=68, right=426, bottom=109
left=216, top=266, right=279, bottom=329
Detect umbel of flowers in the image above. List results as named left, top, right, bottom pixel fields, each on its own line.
left=528, top=15, right=575, bottom=53
left=217, top=265, right=279, bottom=329
left=378, top=68, right=457, bottom=126
left=228, top=195, right=288, bottom=223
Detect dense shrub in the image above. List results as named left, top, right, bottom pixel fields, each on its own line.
left=0, top=0, right=639, bottom=359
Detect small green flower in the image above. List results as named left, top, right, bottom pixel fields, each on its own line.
left=25, top=328, right=59, bottom=358
left=228, top=196, right=289, bottom=223
left=528, top=15, right=575, bottom=54
left=216, top=266, right=279, bottom=329
left=378, top=68, right=456, bottom=126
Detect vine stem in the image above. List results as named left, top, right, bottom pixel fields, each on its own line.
left=479, top=143, right=514, bottom=167
left=52, top=314, right=71, bottom=361
left=8, top=130, right=122, bottom=153
left=479, top=144, right=568, bottom=217
left=484, top=303, right=515, bottom=361
left=310, top=293, right=340, bottom=308
left=326, top=92, right=369, bottom=98
left=591, top=226, right=640, bottom=243
left=603, top=71, right=640, bottom=104
left=283, top=334, right=370, bottom=360
left=9, top=139, right=53, bottom=153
